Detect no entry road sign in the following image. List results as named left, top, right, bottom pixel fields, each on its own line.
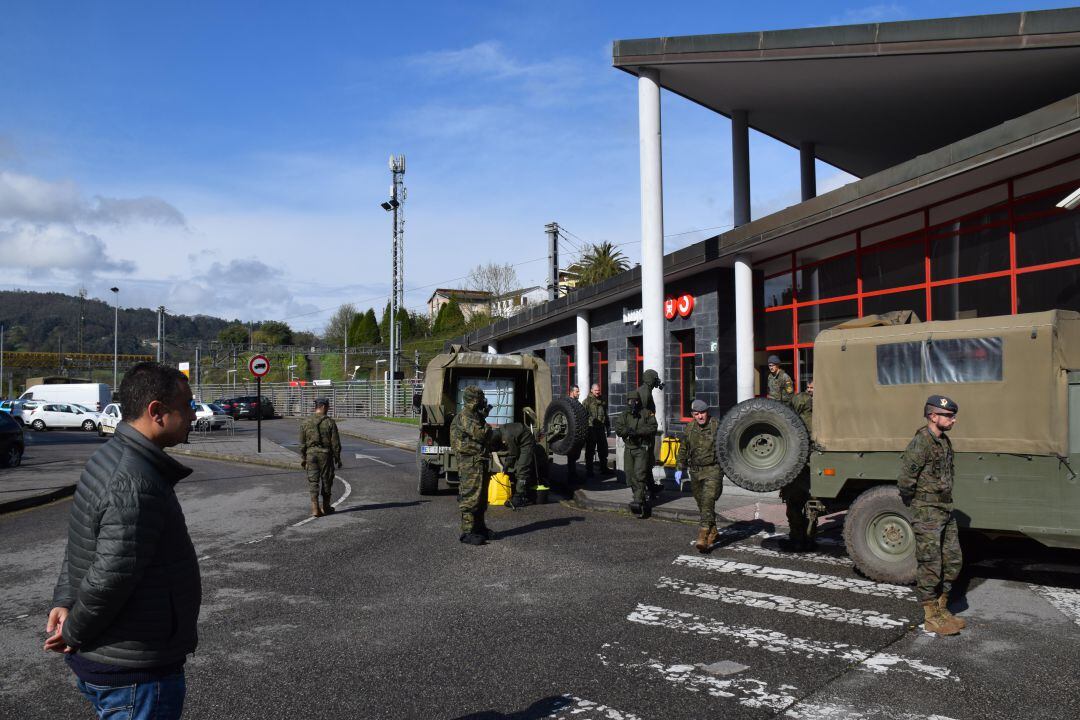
left=249, top=354, right=270, bottom=377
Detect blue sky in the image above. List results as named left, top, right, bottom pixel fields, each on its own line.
left=1, top=1, right=1074, bottom=331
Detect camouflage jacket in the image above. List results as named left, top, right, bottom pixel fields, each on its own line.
left=299, top=414, right=342, bottom=463
left=676, top=417, right=720, bottom=471
left=583, top=395, right=608, bottom=430
left=897, top=426, right=954, bottom=504
left=613, top=408, right=658, bottom=449
left=767, top=369, right=794, bottom=405
left=791, top=392, right=813, bottom=434
left=496, top=422, right=535, bottom=473
left=451, top=405, right=490, bottom=460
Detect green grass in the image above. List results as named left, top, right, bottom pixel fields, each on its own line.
left=373, top=415, right=419, bottom=425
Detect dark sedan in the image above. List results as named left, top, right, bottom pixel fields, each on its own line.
left=0, top=411, right=25, bottom=467
left=233, top=395, right=275, bottom=420
left=213, top=397, right=242, bottom=418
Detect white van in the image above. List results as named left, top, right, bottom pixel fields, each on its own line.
left=19, top=384, right=112, bottom=412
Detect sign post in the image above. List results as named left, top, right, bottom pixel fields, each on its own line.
left=248, top=354, right=270, bottom=453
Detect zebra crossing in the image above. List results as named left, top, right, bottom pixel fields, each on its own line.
left=565, top=528, right=1080, bottom=719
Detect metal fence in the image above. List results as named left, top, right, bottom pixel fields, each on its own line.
left=193, top=379, right=423, bottom=419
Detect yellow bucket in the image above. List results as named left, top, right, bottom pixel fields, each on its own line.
left=488, top=471, right=513, bottom=505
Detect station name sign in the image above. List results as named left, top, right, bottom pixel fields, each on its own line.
left=623, top=293, right=695, bottom=324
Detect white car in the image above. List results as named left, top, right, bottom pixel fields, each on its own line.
left=99, top=403, right=122, bottom=436
left=192, top=403, right=230, bottom=431
left=25, top=403, right=101, bottom=432
left=16, top=400, right=45, bottom=424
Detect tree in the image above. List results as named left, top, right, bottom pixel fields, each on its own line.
left=576, top=242, right=630, bottom=288
left=293, top=330, right=318, bottom=348
left=218, top=323, right=248, bottom=345
left=323, top=304, right=357, bottom=347
left=252, top=320, right=292, bottom=346
left=432, top=298, right=466, bottom=335
left=361, top=308, right=381, bottom=344
left=380, top=301, right=413, bottom=342
left=467, top=262, right=518, bottom=314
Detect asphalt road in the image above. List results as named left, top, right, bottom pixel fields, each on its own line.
left=3, top=420, right=1080, bottom=719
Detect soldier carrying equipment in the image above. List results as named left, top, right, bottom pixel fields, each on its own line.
left=495, top=422, right=536, bottom=508
left=676, top=398, right=723, bottom=552
left=299, top=398, right=342, bottom=518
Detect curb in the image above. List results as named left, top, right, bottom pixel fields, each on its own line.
left=166, top=447, right=302, bottom=471
left=338, top=429, right=414, bottom=452
left=570, top=489, right=704, bottom=523
left=0, top=484, right=77, bottom=515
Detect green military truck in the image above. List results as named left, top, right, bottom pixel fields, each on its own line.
left=717, top=309, right=1080, bottom=584
left=415, top=349, right=587, bottom=494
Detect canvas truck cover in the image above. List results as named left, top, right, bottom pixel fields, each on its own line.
left=420, top=351, right=552, bottom=426
left=814, top=310, right=1080, bottom=455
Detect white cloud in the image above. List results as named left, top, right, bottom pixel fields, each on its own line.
left=0, top=222, right=134, bottom=273
left=827, top=4, right=908, bottom=25
left=0, top=170, right=186, bottom=226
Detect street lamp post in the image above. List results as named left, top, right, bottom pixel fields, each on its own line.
left=110, top=287, right=120, bottom=390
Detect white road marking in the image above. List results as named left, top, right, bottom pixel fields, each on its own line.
left=657, top=576, right=907, bottom=629
left=197, top=555, right=211, bottom=561
left=785, top=701, right=959, bottom=719
left=628, top=605, right=955, bottom=682
left=721, top=543, right=854, bottom=568
left=244, top=534, right=273, bottom=545
left=292, top=476, right=352, bottom=528
left=354, top=453, right=393, bottom=466
left=673, top=555, right=913, bottom=600
left=543, top=695, right=643, bottom=719
left=1029, top=584, right=1080, bottom=627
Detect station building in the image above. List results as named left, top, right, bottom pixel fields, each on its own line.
left=459, top=9, right=1080, bottom=434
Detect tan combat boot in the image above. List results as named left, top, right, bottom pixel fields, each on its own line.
left=705, top=525, right=719, bottom=548
left=694, top=527, right=710, bottom=553
left=921, top=601, right=961, bottom=636
left=311, top=499, right=324, bottom=518
left=937, top=595, right=966, bottom=629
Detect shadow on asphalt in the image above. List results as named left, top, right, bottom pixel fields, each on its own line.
left=494, top=516, right=584, bottom=539
left=951, top=533, right=1080, bottom=611
left=337, top=501, right=427, bottom=514
left=452, top=695, right=598, bottom=719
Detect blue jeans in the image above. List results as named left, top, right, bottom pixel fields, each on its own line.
left=76, top=672, right=185, bottom=719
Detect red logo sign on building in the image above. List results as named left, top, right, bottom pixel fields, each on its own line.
left=665, top=294, right=695, bottom=320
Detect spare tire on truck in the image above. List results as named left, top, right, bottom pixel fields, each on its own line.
left=716, top=397, right=809, bottom=493
left=543, top=396, right=587, bottom=455
left=843, top=485, right=917, bottom=585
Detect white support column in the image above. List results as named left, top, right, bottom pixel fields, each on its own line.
left=487, top=341, right=498, bottom=354
left=734, top=254, right=755, bottom=402
left=576, top=311, right=590, bottom=392
left=800, top=141, right=817, bottom=201
left=638, top=68, right=666, bottom=432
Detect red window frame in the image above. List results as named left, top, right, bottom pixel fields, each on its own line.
left=757, top=155, right=1080, bottom=389
left=563, top=346, right=575, bottom=393
left=676, top=330, right=695, bottom=422
left=591, top=341, right=608, bottom=396
left=628, top=337, right=643, bottom=389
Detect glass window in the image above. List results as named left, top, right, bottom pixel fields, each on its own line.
left=930, top=225, right=1010, bottom=280
left=862, top=214, right=922, bottom=247
left=1017, top=265, right=1080, bottom=314
left=862, top=289, right=926, bottom=319
left=764, top=271, right=793, bottom=308
left=764, top=309, right=792, bottom=347
left=1015, top=209, right=1080, bottom=268
left=925, top=337, right=1003, bottom=383
left=797, top=348, right=814, bottom=391
left=929, top=184, right=1008, bottom=227
left=1013, top=159, right=1080, bottom=198
left=677, top=331, right=696, bottom=419
left=456, top=378, right=514, bottom=425
left=877, top=342, right=924, bottom=385
left=796, top=253, right=857, bottom=302
left=591, top=342, right=608, bottom=395
left=627, top=337, right=643, bottom=389
left=861, top=239, right=924, bottom=292
left=796, top=235, right=854, bottom=266
left=797, top=300, right=858, bottom=344
left=931, top=277, right=1011, bottom=321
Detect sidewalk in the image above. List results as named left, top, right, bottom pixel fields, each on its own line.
left=332, top=417, right=789, bottom=529
left=0, top=457, right=83, bottom=514
left=168, top=433, right=302, bottom=470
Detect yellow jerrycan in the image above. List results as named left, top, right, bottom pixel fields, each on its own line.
left=488, top=471, right=513, bottom=506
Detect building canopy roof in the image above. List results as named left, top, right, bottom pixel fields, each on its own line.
left=613, top=8, right=1080, bottom=177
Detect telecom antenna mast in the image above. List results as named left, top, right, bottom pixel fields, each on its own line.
left=383, top=155, right=407, bottom=414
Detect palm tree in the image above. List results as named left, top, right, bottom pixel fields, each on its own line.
left=577, top=242, right=631, bottom=287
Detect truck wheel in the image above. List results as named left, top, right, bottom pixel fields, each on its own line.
left=716, top=398, right=808, bottom=492
left=416, top=442, right=440, bottom=494
left=543, top=397, right=588, bottom=455
left=844, top=485, right=917, bottom=585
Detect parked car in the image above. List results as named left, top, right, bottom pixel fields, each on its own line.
left=0, top=411, right=25, bottom=467
left=16, top=400, right=46, bottom=425
left=0, top=399, right=26, bottom=424
left=213, top=397, right=242, bottom=418
left=192, top=403, right=231, bottom=430
left=25, top=403, right=102, bottom=432
left=99, top=403, right=122, bottom=436
left=233, top=395, right=275, bottom=420
left=19, top=383, right=111, bottom=412
left=72, top=404, right=104, bottom=426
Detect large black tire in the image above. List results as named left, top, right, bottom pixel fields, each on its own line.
left=543, top=397, right=587, bottom=456
left=843, top=485, right=917, bottom=585
left=716, top=398, right=809, bottom=492
left=1, top=444, right=22, bottom=468
left=416, top=442, right=440, bottom=495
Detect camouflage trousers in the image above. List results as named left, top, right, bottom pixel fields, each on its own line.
left=780, top=468, right=813, bottom=541
left=690, top=466, right=723, bottom=529
left=624, top=444, right=651, bottom=504
left=509, top=461, right=534, bottom=496
left=305, top=450, right=335, bottom=501
left=912, top=503, right=962, bottom=603
left=457, top=457, right=489, bottom=532
left=584, top=426, right=609, bottom=473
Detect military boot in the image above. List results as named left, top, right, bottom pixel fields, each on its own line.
left=322, top=496, right=335, bottom=514
left=705, top=525, right=719, bottom=548
left=694, top=528, right=710, bottom=553
left=310, top=499, right=323, bottom=518
left=937, top=595, right=966, bottom=629
left=921, top=601, right=961, bottom=636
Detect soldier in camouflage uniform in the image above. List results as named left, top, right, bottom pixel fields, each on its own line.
left=452, top=386, right=494, bottom=546
left=614, top=395, right=658, bottom=518
left=632, top=369, right=664, bottom=497
left=565, top=385, right=583, bottom=483
left=299, top=398, right=342, bottom=518
left=898, top=394, right=965, bottom=636
left=766, top=354, right=794, bottom=406
left=675, top=398, right=722, bottom=552
left=583, top=384, right=610, bottom=477
left=495, top=421, right=536, bottom=507
left=780, top=381, right=815, bottom=552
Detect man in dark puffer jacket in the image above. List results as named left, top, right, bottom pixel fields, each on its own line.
left=45, top=362, right=199, bottom=719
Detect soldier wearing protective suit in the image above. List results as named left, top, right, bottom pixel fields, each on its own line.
left=614, top=395, right=658, bottom=518
left=452, top=386, right=494, bottom=546
left=495, top=421, right=536, bottom=507
left=632, top=369, right=664, bottom=497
